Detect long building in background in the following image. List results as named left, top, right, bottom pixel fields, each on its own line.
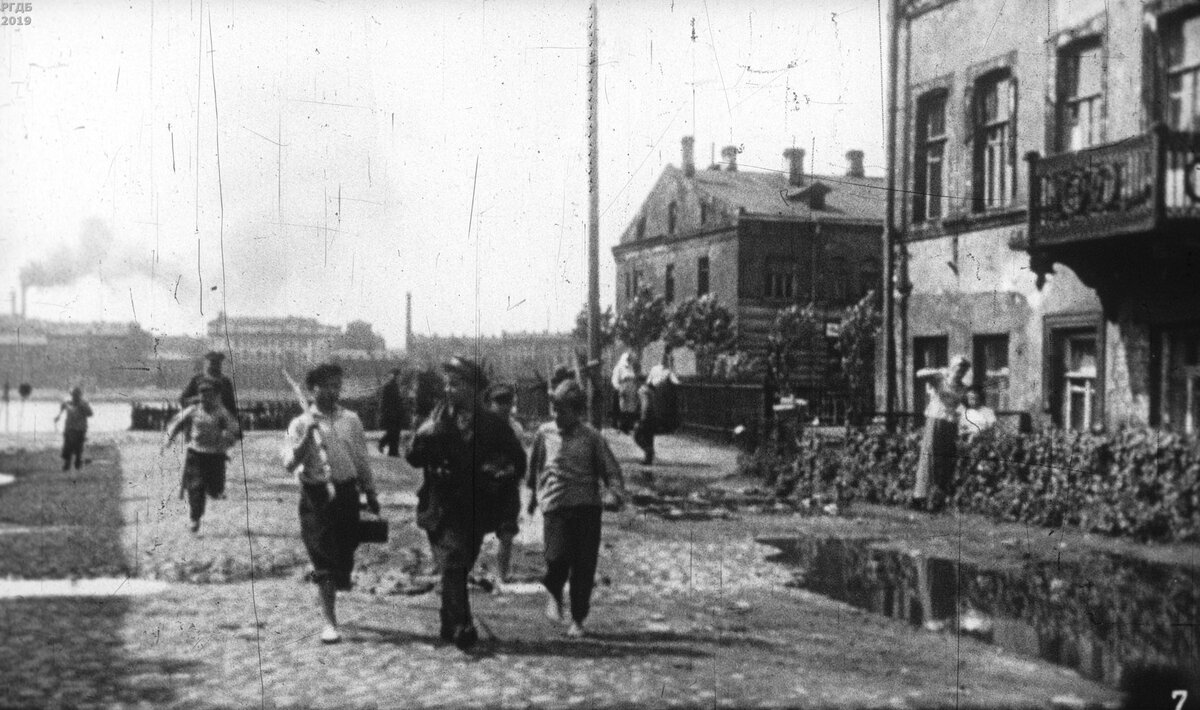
left=889, top=0, right=1200, bottom=430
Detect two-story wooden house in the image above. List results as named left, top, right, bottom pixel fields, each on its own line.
left=891, top=0, right=1200, bottom=430
left=612, top=137, right=884, bottom=389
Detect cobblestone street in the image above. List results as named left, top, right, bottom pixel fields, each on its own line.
left=0, top=431, right=1122, bottom=709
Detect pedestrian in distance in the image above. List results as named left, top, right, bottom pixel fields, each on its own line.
left=634, top=375, right=657, bottom=466
left=527, top=379, right=628, bottom=639
left=163, top=377, right=240, bottom=534
left=610, top=350, right=641, bottom=434
left=406, top=355, right=527, bottom=652
left=54, top=386, right=93, bottom=471
left=180, top=351, right=239, bottom=416
left=913, top=355, right=972, bottom=513
left=282, top=363, right=380, bottom=645
left=484, top=382, right=526, bottom=585
left=377, top=368, right=404, bottom=458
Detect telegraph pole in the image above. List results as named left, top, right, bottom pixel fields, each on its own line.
left=883, top=0, right=900, bottom=429
left=586, top=0, right=603, bottom=427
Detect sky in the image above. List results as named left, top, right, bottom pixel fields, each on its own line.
left=0, top=0, right=886, bottom=349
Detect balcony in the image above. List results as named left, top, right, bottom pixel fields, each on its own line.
left=1027, top=125, right=1200, bottom=249
left=1024, top=126, right=1200, bottom=317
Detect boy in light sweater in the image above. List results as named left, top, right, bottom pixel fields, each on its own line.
left=526, top=379, right=627, bottom=638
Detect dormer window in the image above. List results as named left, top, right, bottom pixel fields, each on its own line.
left=668, top=201, right=678, bottom=235
left=787, top=181, right=831, bottom=210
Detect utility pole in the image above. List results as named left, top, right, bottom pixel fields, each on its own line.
left=586, top=0, right=603, bottom=427
left=883, top=0, right=900, bottom=430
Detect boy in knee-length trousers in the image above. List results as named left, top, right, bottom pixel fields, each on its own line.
left=526, top=379, right=627, bottom=638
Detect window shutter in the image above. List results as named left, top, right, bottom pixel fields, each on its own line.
left=1009, top=75, right=1019, bottom=200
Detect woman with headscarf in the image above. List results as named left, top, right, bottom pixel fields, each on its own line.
left=610, top=350, right=641, bottom=434
left=912, top=355, right=972, bottom=513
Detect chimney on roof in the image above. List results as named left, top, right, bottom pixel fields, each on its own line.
left=846, top=150, right=865, bottom=178
left=681, top=136, right=695, bottom=178
left=721, top=145, right=738, bottom=172
left=783, top=148, right=806, bottom=187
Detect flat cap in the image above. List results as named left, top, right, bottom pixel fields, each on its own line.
left=443, top=355, right=489, bottom=390
left=204, top=351, right=226, bottom=361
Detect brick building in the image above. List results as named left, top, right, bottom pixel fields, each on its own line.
left=890, top=0, right=1200, bottom=430
left=613, top=136, right=884, bottom=385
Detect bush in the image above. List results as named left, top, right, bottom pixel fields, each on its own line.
left=743, top=425, right=1200, bottom=542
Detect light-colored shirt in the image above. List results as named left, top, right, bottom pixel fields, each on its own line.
left=527, top=421, right=623, bottom=512
left=59, top=400, right=93, bottom=432
left=959, top=405, right=998, bottom=437
left=282, top=405, right=376, bottom=493
left=920, top=370, right=968, bottom=422
left=168, top=403, right=239, bottom=454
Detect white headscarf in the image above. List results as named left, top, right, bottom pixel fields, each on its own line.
left=611, top=351, right=636, bottom=389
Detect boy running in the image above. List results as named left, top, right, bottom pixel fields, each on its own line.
left=163, top=377, right=240, bottom=534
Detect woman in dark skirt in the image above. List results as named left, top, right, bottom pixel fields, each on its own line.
left=283, top=363, right=380, bottom=645
left=913, top=355, right=972, bottom=512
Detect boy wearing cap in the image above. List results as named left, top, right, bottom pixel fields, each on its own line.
left=484, top=383, right=525, bottom=584
left=527, top=379, right=627, bottom=638
left=406, top=355, right=526, bottom=651
left=282, top=363, right=380, bottom=645
left=180, top=351, right=239, bottom=417
left=163, top=377, right=240, bottom=533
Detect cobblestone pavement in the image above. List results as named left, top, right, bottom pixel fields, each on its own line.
left=0, top=431, right=1122, bottom=709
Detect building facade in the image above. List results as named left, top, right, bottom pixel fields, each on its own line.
left=613, top=137, right=884, bottom=387
left=407, top=331, right=578, bottom=384
left=891, top=0, right=1200, bottom=431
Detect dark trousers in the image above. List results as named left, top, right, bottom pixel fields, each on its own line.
left=634, top=423, right=655, bottom=463
left=432, top=524, right=485, bottom=633
left=379, top=425, right=402, bottom=457
left=299, top=481, right=361, bottom=590
left=183, top=450, right=227, bottom=522
left=61, top=430, right=86, bottom=469
left=542, top=505, right=603, bottom=624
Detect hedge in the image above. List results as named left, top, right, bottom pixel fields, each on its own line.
left=742, top=426, right=1200, bottom=543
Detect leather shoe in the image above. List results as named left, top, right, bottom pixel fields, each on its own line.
left=453, top=624, right=478, bottom=651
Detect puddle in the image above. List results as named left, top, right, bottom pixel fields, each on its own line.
left=0, top=577, right=169, bottom=598
left=760, top=535, right=1200, bottom=689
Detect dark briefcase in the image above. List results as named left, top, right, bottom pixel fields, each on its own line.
left=358, top=512, right=389, bottom=544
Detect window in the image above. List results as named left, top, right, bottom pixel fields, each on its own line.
left=972, top=334, right=1010, bottom=409
left=1165, top=13, right=1200, bottom=131
left=913, top=336, right=949, bottom=420
left=664, top=264, right=676, bottom=303
left=1058, top=38, right=1103, bottom=151
left=700, top=200, right=709, bottom=226
left=972, top=71, right=1017, bottom=212
left=858, top=258, right=881, bottom=299
left=1046, top=315, right=1104, bottom=431
left=765, top=261, right=800, bottom=300
left=632, top=269, right=642, bottom=294
left=668, top=201, right=678, bottom=235
left=1159, top=323, right=1200, bottom=433
left=829, top=256, right=849, bottom=302
left=696, top=256, right=710, bottom=296
left=624, top=270, right=632, bottom=300
left=914, top=90, right=948, bottom=222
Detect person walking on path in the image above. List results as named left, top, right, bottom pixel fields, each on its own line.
left=406, top=355, right=527, bottom=651
left=163, top=377, right=240, bottom=534
left=913, top=355, right=972, bottom=513
left=527, top=379, right=627, bottom=639
left=54, top=386, right=93, bottom=471
left=282, top=363, right=380, bottom=645
left=633, top=376, right=657, bottom=466
left=377, top=368, right=405, bottom=458
left=180, top=352, right=240, bottom=435
left=483, top=383, right=526, bottom=585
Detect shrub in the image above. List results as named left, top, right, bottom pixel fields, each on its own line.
left=742, top=425, right=1200, bottom=543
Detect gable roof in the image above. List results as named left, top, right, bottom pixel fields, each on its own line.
left=689, top=166, right=886, bottom=223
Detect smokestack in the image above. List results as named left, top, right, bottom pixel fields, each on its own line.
left=20, top=285, right=27, bottom=321
left=405, top=291, right=413, bottom=350
left=720, top=145, right=738, bottom=172
left=846, top=150, right=865, bottom=178
left=9, top=290, right=14, bottom=318
left=681, top=136, right=695, bottom=178
left=783, top=148, right=806, bottom=187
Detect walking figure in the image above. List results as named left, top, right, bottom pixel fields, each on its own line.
left=282, top=363, right=380, bottom=645
left=527, top=379, right=627, bottom=638
left=377, top=368, right=405, bottom=457
left=484, top=382, right=526, bottom=584
left=180, top=351, right=239, bottom=434
left=913, top=355, right=971, bottom=513
left=163, top=377, right=240, bottom=533
left=406, top=355, right=526, bottom=651
left=54, top=386, right=93, bottom=471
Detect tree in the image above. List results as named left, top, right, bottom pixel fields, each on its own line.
left=838, top=290, right=881, bottom=424
left=668, top=294, right=738, bottom=378
left=572, top=304, right=616, bottom=351
left=342, top=320, right=385, bottom=352
left=767, top=301, right=820, bottom=391
left=613, top=286, right=668, bottom=361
